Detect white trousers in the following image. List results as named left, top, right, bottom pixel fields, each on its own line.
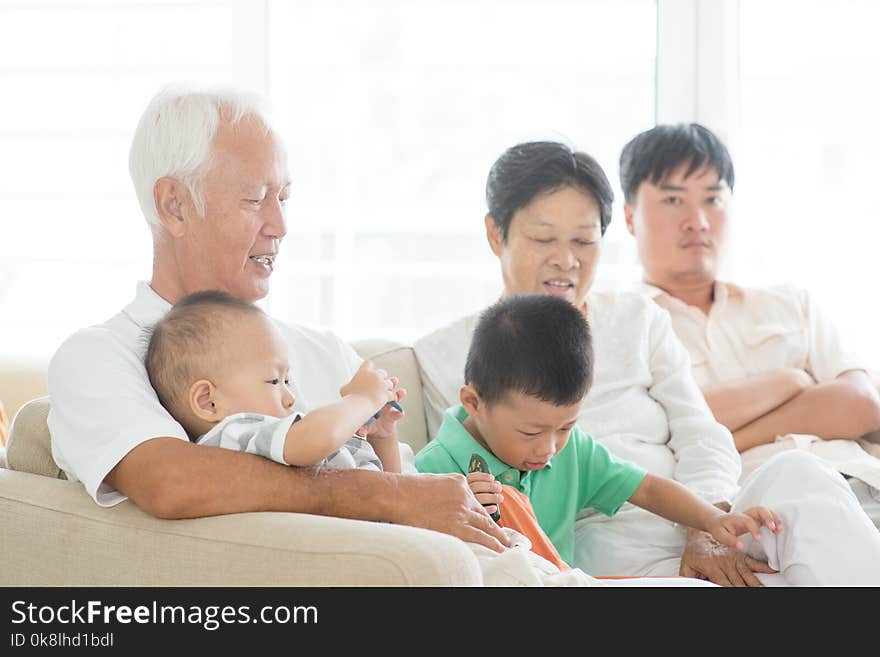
left=470, top=529, right=716, bottom=587
left=849, top=477, right=880, bottom=529
left=572, top=450, right=880, bottom=586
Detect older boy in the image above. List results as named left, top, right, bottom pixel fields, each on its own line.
left=416, top=294, right=783, bottom=572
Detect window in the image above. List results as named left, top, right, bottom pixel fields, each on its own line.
left=266, top=0, right=657, bottom=342
left=0, top=0, right=256, bottom=361
left=1, top=0, right=657, bottom=359
left=736, top=0, right=880, bottom=362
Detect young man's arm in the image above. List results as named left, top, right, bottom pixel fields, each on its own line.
left=105, top=437, right=510, bottom=550
left=731, top=370, right=880, bottom=452
left=701, top=368, right=814, bottom=432
left=640, top=305, right=765, bottom=585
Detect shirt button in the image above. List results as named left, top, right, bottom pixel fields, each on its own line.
left=503, top=473, right=515, bottom=483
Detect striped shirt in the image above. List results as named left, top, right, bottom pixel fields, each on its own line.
left=197, top=412, right=382, bottom=471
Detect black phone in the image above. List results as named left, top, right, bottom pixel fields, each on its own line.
left=468, top=452, right=501, bottom=522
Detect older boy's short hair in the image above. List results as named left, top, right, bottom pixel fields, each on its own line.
left=465, top=294, right=594, bottom=407
left=144, top=290, right=263, bottom=423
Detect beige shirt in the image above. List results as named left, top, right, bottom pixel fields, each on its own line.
left=643, top=281, right=880, bottom=487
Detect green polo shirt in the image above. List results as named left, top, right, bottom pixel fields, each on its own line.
left=415, top=405, right=647, bottom=564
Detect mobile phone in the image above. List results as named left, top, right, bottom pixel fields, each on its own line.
left=468, top=452, right=501, bottom=522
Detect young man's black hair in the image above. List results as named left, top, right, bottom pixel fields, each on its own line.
left=619, top=123, right=735, bottom=204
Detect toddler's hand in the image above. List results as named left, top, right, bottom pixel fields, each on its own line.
left=365, top=387, right=406, bottom=439
left=708, top=506, right=782, bottom=551
left=341, top=360, right=396, bottom=409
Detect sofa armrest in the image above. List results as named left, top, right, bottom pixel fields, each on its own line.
left=0, top=468, right=481, bottom=586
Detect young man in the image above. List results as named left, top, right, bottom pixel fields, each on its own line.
left=621, top=123, right=880, bottom=527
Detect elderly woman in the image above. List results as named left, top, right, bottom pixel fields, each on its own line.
left=414, top=141, right=880, bottom=586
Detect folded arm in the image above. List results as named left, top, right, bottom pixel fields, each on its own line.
left=701, top=368, right=814, bottom=432
left=731, top=370, right=880, bottom=451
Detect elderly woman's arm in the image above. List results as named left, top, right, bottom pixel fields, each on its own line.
left=644, top=307, right=779, bottom=585
left=646, top=307, right=741, bottom=505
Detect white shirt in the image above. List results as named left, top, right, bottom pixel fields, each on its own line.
left=414, top=290, right=742, bottom=505
left=643, top=281, right=880, bottom=488
left=47, top=281, right=362, bottom=506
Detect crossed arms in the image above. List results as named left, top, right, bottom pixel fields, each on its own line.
left=702, top=369, right=880, bottom=452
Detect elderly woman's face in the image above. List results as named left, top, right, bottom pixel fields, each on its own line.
left=487, top=185, right=602, bottom=312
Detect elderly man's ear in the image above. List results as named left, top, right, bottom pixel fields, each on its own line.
left=154, top=177, right=192, bottom=238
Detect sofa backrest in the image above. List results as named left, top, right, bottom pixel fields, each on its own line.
left=351, top=339, right=429, bottom=452
left=6, top=340, right=429, bottom=479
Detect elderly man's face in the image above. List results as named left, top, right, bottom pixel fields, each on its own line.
left=176, top=116, right=291, bottom=303
left=624, top=165, right=730, bottom=286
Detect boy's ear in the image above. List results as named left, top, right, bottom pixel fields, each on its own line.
left=189, top=379, right=220, bottom=422
left=484, top=214, right=504, bottom=257
left=459, top=384, right=484, bottom=417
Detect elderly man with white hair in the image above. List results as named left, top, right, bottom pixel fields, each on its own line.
left=46, top=85, right=511, bottom=554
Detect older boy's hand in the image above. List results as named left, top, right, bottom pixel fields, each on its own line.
left=466, top=471, right=504, bottom=517
left=707, top=506, right=783, bottom=551
left=389, top=472, right=513, bottom=552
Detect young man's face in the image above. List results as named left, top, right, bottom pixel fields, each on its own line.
left=466, top=391, right=581, bottom=471
left=176, top=116, right=292, bottom=303
left=208, top=313, right=296, bottom=419
left=624, top=165, right=731, bottom=287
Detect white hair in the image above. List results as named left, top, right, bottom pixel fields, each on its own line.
left=128, top=84, right=276, bottom=233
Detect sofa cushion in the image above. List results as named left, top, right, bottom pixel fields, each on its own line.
left=6, top=396, right=64, bottom=479
left=0, top=468, right=481, bottom=585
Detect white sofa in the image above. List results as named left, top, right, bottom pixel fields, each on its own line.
left=0, top=340, right=484, bottom=586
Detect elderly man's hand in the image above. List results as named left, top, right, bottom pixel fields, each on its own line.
left=389, top=472, right=513, bottom=552
left=680, top=529, right=777, bottom=586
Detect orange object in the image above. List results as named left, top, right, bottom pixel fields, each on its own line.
left=497, top=484, right=569, bottom=571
